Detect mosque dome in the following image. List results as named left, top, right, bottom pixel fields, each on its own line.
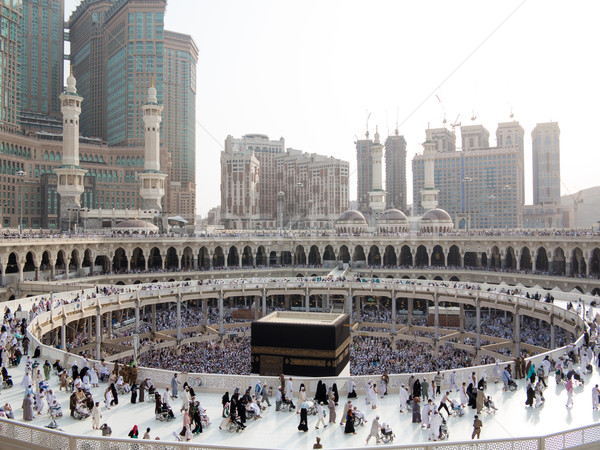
left=335, top=210, right=367, bottom=235
left=377, top=209, right=409, bottom=234
left=336, top=210, right=367, bottom=224
left=419, top=208, right=453, bottom=233
left=112, top=219, right=158, bottom=234
left=379, top=209, right=408, bottom=223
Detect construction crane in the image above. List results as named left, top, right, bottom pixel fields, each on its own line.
left=451, top=114, right=461, bottom=133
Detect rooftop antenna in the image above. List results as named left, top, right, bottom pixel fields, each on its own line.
left=471, top=110, right=477, bottom=122
left=365, top=111, right=371, bottom=138
left=395, top=108, right=399, bottom=136
left=509, top=107, right=514, bottom=119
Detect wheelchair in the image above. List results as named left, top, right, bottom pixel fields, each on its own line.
left=379, top=428, right=395, bottom=444
left=155, top=403, right=175, bottom=422
left=439, top=416, right=449, bottom=440
left=73, top=406, right=90, bottom=420
left=226, top=417, right=245, bottom=432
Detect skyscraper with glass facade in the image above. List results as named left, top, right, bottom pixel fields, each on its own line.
left=18, top=0, right=64, bottom=127
left=0, top=1, right=22, bottom=132
left=67, top=0, right=197, bottom=222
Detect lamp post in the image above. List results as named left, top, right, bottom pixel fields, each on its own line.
left=16, top=170, right=25, bottom=235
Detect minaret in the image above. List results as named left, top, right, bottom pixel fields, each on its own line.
left=138, top=82, right=167, bottom=211
left=368, top=125, right=386, bottom=224
left=56, top=67, right=87, bottom=231
left=420, top=140, right=439, bottom=210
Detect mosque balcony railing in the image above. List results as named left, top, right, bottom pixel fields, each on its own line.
left=0, top=409, right=599, bottom=450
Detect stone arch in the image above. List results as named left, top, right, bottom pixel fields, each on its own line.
left=94, top=255, right=110, bottom=273
left=383, top=245, right=397, bottom=266
left=182, top=246, right=194, bottom=269
left=536, top=247, right=549, bottom=273
left=447, top=245, right=461, bottom=267
left=148, top=247, right=162, bottom=269
left=166, top=247, right=179, bottom=269
left=323, top=245, right=336, bottom=263
left=256, top=246, right=267, bottom=266
left=199, top=247, right=210, bottom=269
left=353, top=246, right=366, bottom=263
left=112, top=247, right=127, bottom=272
left=227, top=246, right=239, bottom=267
left=269, top=251, right=277, bottom=265
left=55, top=250, right=67, bottom=272
left=431, top=245, right=444, bottom=267
left=41, top=251, right=52, bottom=271
left=308, top=245, right=321, bottom=266
left=520, top=246, right=532, bottom=272
left=464, top=251, right=477, bottom=268
left=131, top=247, right=145, bottom=270
left=242, top=246, right=253, bottom=267
left=571, top=247, right=586, bottom=276
left=552, top=247, right=566, bottom=276
left=490, top=246, right=501, bottom=269
left=504, top=246, right=516, bottom=271
left=367, top=245, right=381, bottom=266
left=450, top=276, right=460, bottom=282
left=296, top=246, right=307, bottom=265
left=338, top=245, right=350, bottom=264
left=213, top=247, right=225, bottom=268
left=281, top=250, right=292, bottom=265
left=23, top=251, right=36, bottom=273
left=69, top=249, right=80, bottom=272
left=82, top=249, right=93, bottom=268
left=400, top=245, right=412, bottom=266
left=415, top=245, right=428, bottom=267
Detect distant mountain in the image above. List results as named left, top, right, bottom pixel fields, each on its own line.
left=561, top=186, right=600, bottom=228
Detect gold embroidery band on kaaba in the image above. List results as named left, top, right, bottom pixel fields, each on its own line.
left=252, top=336, right=351, bottom=359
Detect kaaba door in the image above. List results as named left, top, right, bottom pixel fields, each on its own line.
left=260, top=355, right=283, bottom=376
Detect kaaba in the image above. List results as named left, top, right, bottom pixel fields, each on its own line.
left=251, top=311, right=350, bottom=377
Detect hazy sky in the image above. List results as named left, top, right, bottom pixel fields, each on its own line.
left=65, top=0, right=600, bottom=216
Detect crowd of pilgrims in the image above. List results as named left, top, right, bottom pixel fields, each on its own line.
left=0, top=284, right=598, bottom=443
left=76, top=299, right=568, bottom=376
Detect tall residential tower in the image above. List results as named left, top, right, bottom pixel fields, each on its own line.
left=384, top=129, right=407, bottom=211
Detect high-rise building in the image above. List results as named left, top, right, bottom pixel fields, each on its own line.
left=67, top=0, right=113, bottom=140
left=522, top=121, right=567, bottom=229
left=102, top=0, right=167, bottom=147
left=18, top=0, right=64, bottom=129
left=532, top=122, right=561, bottom=205
left=275, top=149, right=349, bottom=229
left=355, top=132, right=373, bottom=215
left=163, top=31, right=198, bottom=220
left=224, top=134, right=286, bottom=222
left=221, top=134, right=349, bottom=229
left=67, top=0, right=197, bottom=222
left=163, top=30, right=197, bottom=185
left=0, top=2, right=22, bottom=132
left=413, top=122, right=524, bottom=229
left=384, top=130, right=407, bottom=212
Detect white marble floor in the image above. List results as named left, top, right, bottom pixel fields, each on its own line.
left=4, top=354, right=600, bottom=449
